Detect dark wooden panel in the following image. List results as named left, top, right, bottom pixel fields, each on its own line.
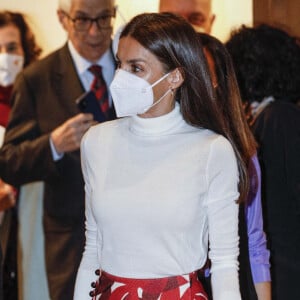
left=253, top=0, right=300, bottom=37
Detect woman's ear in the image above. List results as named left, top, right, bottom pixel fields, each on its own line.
left=168, top=68, right=184, bottom=89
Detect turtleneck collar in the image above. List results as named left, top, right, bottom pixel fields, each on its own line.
left=129, top=102, right=184, bottom=136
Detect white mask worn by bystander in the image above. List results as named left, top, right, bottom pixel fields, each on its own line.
left=192, top=25, right=206, bottom=33
left=0, top=53, right=24, bottom=87
left=109, top=69, right=172, bottom=117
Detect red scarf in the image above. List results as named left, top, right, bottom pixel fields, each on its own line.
left=0, top=85, right=13, bottom=127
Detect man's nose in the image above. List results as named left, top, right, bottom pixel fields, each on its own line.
left=88, top=20, right=101, bottom=36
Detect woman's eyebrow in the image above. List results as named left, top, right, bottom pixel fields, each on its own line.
left=127, top=58, right=146, bottom=64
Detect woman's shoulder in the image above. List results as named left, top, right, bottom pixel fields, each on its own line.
left=189, top=127, right=235, bottom=160
left=197, top=128, right=232, bottom=148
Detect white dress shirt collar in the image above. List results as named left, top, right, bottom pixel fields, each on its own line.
left=67, top=40, right=115, bottom=95
left=68, top=40, right=113, bottom=72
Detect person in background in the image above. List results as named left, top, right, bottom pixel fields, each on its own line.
left=0, top=0, right=116, bottom=299
left=74, top=12, right=253, bottom=300
left=226, top=24, right=300, bottom=300
left=112, top=0, right=215, bottom=62
left=159, top=0, right=215, bottom=34
left=199, top=32, right=271, bottom=300
left=0, top=10, right=41, bottom=300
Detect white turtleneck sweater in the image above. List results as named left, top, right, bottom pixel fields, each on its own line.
left=74, top=104, right=241, bottom=300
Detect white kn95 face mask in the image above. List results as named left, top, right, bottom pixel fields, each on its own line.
left=0, top=53, right=24, bottom=87
left=109, top=69, right=172, bottom=117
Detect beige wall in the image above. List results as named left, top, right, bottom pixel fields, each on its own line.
left=0, top=0, right=65, bottom=56
left=0, top=0, right=252, bottom=57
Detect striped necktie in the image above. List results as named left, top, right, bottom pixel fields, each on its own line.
left=88, top=65, right=109, bottom=114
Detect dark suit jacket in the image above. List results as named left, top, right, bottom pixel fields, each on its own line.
left=1, top=44, right=86, bottom=222
left=0, top=44, right=115, bottom=299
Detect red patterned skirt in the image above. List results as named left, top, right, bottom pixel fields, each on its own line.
left=90, top=270, right=208, bottom=300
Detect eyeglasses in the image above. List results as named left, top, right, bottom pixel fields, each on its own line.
left=63, top=11, right=115, bottom=31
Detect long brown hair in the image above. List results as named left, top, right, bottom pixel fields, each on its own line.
left=199, top=33, right=258, bottom=202
left=0, top=11, right=42, bottom=66
left=121, top=13, right=251, bottom=203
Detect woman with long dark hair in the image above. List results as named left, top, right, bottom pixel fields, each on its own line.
left=74, top=13, right=249, bottom=300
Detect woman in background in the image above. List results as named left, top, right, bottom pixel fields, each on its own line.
left=0, top=10, right=41, bottom=300
left=199, top=32, right=271, bottom=300
left=226, top=24, right=300, bottom=300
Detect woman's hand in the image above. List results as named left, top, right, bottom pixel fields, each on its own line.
left=0, top=179, right=16, bottom=211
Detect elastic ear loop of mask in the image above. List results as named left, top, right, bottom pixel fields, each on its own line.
left=142, top=72, right=172, bottom=113
left=142, top=88, right=172, bottom=113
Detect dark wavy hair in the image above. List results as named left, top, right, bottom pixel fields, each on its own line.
left=120, top=12, right=251, bottom=203
left=0, top=10, right=42, bottom=66
left=226, top=24, right=300, bottom=104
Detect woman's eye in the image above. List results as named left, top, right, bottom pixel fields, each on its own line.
left=6, top=43, right=18, bottom=53
left=131, top=65, right=142, bottom=73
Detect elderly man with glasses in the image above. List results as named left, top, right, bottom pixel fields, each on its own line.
left=0, top=0, right=116, bottom=299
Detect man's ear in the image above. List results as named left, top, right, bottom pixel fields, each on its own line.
left=168, top=68, right=184, bottom=89
left=57, top=10, right=68, bottom=31
left=207, top=14, right=216, bottom=34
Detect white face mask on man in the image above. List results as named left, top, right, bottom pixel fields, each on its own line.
left=192, top=25, right=206, bottom=33
left=109, top=69, right=172, bottom=117
left=0, top=53, right=24, bottom=87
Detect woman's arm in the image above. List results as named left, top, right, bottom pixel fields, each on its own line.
left=246, top=155, right=271, bottom=294
left=206, top=136, right=241, bottom=300
left=255, top=282, right=271, bottom=300
left=73, top=132, right=100, bottom=300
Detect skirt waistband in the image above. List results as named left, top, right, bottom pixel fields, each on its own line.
left=102, top=270, right=199, bottom=283
left=90, top=270, right=208, bottom=300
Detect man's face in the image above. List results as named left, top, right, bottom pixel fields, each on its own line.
left=159, top=0, right=215, bottom=34
left=58, top=0, right=115, bottom=62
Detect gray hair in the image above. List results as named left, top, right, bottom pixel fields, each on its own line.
left=58, top=0, right=116, bottom=13
left=58, top=0, right=72, bottom=12
left=58, top=0, right=116, bottom=12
